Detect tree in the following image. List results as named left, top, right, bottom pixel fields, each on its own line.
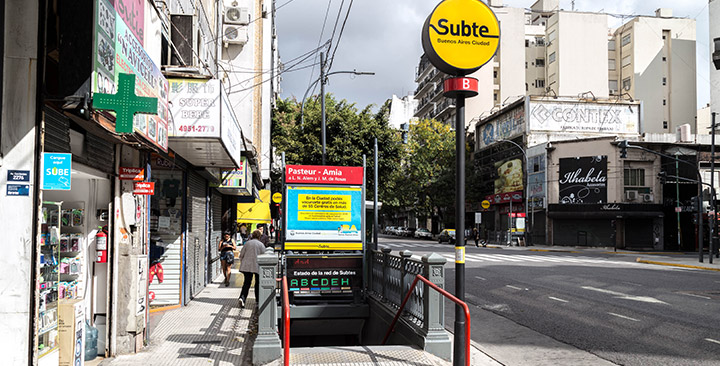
left=271, top=95, right=404, bottom=207
left=398, top=119, right=457, bottom=227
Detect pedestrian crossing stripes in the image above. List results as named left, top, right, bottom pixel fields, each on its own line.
left=436, top=253, right=638, bottom=266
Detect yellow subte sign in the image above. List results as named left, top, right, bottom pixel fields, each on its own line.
left=421, top=0, right=500, bottom=75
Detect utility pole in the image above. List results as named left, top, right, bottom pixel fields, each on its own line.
left=374, top=137, right=379, bottom=250
left=710, top=112, right=717, bottom=263
left=320, top=52, right=326, bottom=165
left=676, top=152, right=681, bottom=250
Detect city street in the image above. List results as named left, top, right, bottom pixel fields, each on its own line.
left=379, top=235, right=720, bottom=366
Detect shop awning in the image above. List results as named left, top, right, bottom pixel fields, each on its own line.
left=237, top=189, right=271, bottom=224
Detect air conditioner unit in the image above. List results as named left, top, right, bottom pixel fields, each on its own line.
left=609, top=89, right=617, bottom=95
left=224, top=6, right=249, bottom=25
left=642, top=193, right=654, bottom=202
left=625, top=190, right=638, bottom=201
left=223, top=24, right=248, bottom=46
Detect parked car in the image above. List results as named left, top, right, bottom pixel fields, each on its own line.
left=414, top=228, right=432, bottom=239
left=438, top=229, right=456, bottom=244
left=396, top=227, right=408, bottom=236
left=405, top=228, right=417, bottom=237
left=383, top=226, right=393, bottom=234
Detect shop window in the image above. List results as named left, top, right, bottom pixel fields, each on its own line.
left=624, top=168, right=645, bottom=187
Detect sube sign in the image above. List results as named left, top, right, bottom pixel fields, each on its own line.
left=42, top=153, right=72, bottom=191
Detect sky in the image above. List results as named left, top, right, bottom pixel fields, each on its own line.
left=275, top=0, right=711, bottom=112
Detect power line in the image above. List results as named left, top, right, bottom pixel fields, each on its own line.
left=306, top=0, right=332, bottom=94
left=327, top=0, right=354, bottom=72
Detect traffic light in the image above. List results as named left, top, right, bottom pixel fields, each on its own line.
left=658, top=171, right=667, bottom=184
left=619, top=140, right=628, bottom=158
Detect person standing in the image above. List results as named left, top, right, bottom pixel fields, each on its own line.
left=473, top=227, right=480, bottom=247
left=258, top=224, right=270, bottom=247
left=218, top=232, right=236, bottom=287
left=238, top=230, right=266, bottom=307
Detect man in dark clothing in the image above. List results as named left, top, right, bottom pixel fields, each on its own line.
left=258, top=224, right=270, bottom=247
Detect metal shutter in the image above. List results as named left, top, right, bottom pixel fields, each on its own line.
left=186, top=171, right=207, bottom=300
left=43, top=106, right=71, bottom=153
left=209, top=190, right=223, bottom=282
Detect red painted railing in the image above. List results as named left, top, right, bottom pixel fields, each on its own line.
left=282, top=276, right=290, bottom=366
left=382, top=274, right=471, bottom=366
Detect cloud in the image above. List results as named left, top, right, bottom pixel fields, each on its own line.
left=276, top=0, right=710, bottom=111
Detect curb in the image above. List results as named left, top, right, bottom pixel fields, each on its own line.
left=528, top=248, right=581, bottom=253
left=636, top=258, right=720, bottom=272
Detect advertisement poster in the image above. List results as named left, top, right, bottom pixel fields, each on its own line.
left=559, top=156, right=608, bottom=204
left=285, top=186, right=362, bottom=243
left=529, top=101, right=639, bottom=134
left=42, top=153, right=72, bottom=191
left=94, top=0, right=169, bottom=151
left=494, top=158, right=524, bottom=194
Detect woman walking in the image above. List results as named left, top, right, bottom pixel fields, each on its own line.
left=218, top=231, right=237, bottom=287
left=238, top=229, right=266, bottom=308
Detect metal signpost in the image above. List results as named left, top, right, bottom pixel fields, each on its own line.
left=421, top=1, right=500, bottom=364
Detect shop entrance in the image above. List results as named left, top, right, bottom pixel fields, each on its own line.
left=39, top=163, right=112, bottom=365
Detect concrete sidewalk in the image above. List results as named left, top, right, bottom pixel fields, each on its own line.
left=101, top=269, right=255, bottom=366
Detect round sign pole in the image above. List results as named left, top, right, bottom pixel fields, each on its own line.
left=421, top=1, right=499, bottom=364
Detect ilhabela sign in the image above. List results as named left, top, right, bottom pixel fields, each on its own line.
left=285, top=165, right=364, bottom=185
left=421, top=0, right=500, bottom=75
left=559, top=156, right=608, bottom=204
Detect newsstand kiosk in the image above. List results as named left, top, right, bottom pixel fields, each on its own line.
left=280, top=163, right=367, bottom=343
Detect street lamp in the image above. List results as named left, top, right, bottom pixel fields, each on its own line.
left=498, top=139, right=529, bottom=246
left=299, top=52, right=374, bottom=165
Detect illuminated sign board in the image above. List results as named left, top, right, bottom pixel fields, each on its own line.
left=286, top=256, right=363, bottom=292
left=421, top=0, right=500, bottom=75
left=285, top=165, right=364, bottom=185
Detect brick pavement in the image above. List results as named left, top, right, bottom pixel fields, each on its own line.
left=102, top=270, right=256, bottom=366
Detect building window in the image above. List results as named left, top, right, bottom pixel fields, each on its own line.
left=663, top=121, right=668, bottom=129
left=662, top=56, right=666, bottom=61
left=621, top=34, right=631, bottom=47
left=548, top=52, right=556, bottom=64
left=493, top=70, right=498, bottom=79
left=663, top=99, right=666, bottom=105
left=608, top=40, right=616, bottom=51
left=536, top=37, right=545, bottom=46
left=622, top=55, right=631, bottom=68
left=609, top=80, right=618, bottom=93
left=526, top=83, right=528, bottom=91
left=525, top=61, right=528, bottom=69
left=525, top=39, right=530, bottom=47
left=494, top=92, right=498, bottom=101
left=536, top=58, right=545, bottom=67
left=662, top=35, right=666, bottom=40
left=624, top=168, right=645, bottom=187
left=536, top=79, right=545, bottom=88
left=548, top=30, right=556, bottom=43
left=622, top=77, right=631, bottom=91
left=662, top=77, right=667, bottom=86
left=609, top=59, right=616, bottom=70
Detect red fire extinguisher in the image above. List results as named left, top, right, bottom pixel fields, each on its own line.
left=96, top=226, right=108, bottom=263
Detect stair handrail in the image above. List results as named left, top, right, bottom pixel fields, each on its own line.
left=382, top=274, right=471, bottom=366
left=282, top=276, right=290, bottom=366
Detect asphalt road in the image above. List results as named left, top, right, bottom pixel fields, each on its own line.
left=378, top=235, right=720, bottom=366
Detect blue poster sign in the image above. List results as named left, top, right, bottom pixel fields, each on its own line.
left=42, top=153, right=72, bottom=190
left=285, top=186, right=362, bottom=243
left=7, top=184, right=30, bottom=196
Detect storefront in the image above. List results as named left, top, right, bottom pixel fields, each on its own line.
left=36, top=108, right=117, bottom=365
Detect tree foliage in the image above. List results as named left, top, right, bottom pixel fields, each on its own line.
left=271, top=95, right=403, bottom=205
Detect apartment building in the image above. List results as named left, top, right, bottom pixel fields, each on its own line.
left=414, top=0, right=697, bottom=136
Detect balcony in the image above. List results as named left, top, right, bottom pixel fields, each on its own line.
left=434, top=100, right=455, bottom=119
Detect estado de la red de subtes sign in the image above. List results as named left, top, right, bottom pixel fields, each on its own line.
left=285, top=165, right=363, bottom=185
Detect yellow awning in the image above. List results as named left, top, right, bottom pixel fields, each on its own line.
left=237, top=189, right=271, bottom=224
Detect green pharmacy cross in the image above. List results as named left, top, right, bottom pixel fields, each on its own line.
left=92, top=73, right=158, bottom=133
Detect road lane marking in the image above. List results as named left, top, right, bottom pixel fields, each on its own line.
left=681, top=293, right=711, bottom=300
left=705, top=338, right=720, bottom=345
left=581, top=286, right=669, bottom=305
left=474, top=276, right=486, bottom=281
left=505, top=285, right=523, bottom=291
left=548, top=296, right=568, bottom=303
left=608, top=312, right=640, bottom=322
